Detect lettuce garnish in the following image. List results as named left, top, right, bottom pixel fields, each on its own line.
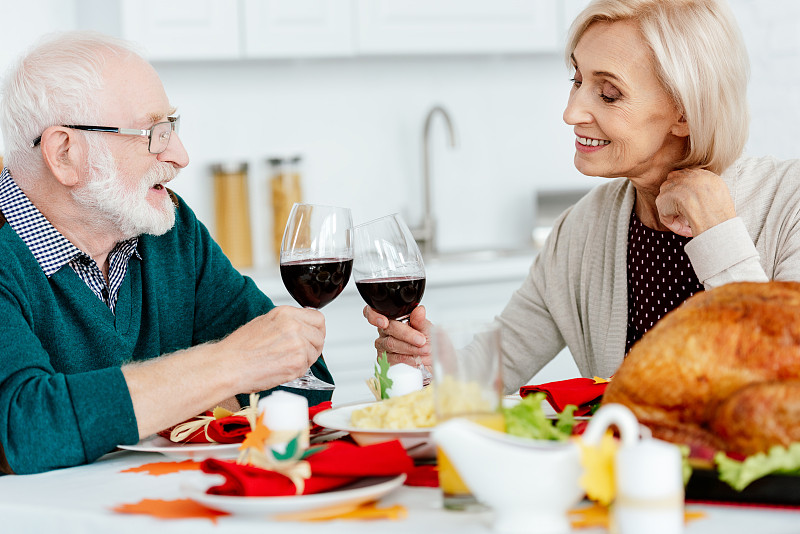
left=503, top=392, right=576, bottom=441
left=715, top=443, right=800, bottom=491
left=375, top=352, right=393, bottom=399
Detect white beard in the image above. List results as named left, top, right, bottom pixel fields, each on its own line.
left=72, top=136, right=178, bottom=239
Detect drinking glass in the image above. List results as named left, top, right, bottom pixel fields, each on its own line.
left=279, top=203, right=353, bottom=390
left=432, top=321, right=504, bottom=510
left=352, top=213, right=430, bottom=384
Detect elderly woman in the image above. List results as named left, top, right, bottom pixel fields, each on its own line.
left=364, top=0, right=800, bottom=391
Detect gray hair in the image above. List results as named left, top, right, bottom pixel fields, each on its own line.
left=0, top=31, right=141, bottom=176
left=566, top=0, right=749, bottom=175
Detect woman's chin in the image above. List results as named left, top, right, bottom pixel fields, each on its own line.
left=573, top=159, right=609, bottom=179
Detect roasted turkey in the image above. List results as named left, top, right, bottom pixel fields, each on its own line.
left=602, top=281, right=800, bottom=456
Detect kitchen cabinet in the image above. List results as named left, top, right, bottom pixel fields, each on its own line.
left=118, top=0, right=241, bottom=60
left=242, top=0, right=355, bottom=58
left=79, top=0, right=349, bottom=61
left=75, top=0, right=568, bottom=61
left=12, top=0, right=589, bottom=63
left=355, top=0, right=560, bottom=55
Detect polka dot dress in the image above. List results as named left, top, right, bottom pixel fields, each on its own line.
left=626, top=209, right=704, bottom=354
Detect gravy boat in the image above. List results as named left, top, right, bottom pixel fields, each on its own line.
left=432, top=404, right=641, bottom=534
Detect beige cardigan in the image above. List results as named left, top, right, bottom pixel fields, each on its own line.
left=500, top=155, right=800, bottom=392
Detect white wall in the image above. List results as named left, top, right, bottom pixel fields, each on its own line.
left=0, top=0, right=798, bottom=270
left=728, top=1, right=800, bottom=163
left=158, top=55, right=596, bottom=268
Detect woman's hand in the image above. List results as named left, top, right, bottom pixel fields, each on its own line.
left=656, top=168, right=737, bottom=237
left=363, top=305, right=432, bottom=370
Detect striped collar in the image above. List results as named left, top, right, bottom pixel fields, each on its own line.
left=0, top=168, right=141, bottom=313
left=0, top=167, right=141, bottom=276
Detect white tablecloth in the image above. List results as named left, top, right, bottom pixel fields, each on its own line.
left=1, top=449, right=798, bottom=534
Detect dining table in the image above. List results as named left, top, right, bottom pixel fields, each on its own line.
left=2, top=443, right=799, bottom=534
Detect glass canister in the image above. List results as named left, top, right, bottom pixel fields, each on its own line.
left=212, top=161, right=253, bottom=268
left=270, top=155, right=303, bottom=263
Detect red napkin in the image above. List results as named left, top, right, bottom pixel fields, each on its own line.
left=201, top=439, right=414, bottom=496
left=160, top=401, right=334, bottom=445
left=404, top=464, right=439, bottom=487
left=158, top=412, right=251, bottom=444
left=309, top=401, right=332, bottom=434
left=519, top=378, right=608, bottom=416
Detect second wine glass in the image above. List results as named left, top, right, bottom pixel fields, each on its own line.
left=353, top=213, right=431, bottom=384
left=279, top=203, right=353, bottom=390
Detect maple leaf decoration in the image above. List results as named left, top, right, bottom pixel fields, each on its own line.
left=577, top=431, right=619, bottom=506
left=212, top=406, right=234, bottom=419
left=113, top=498, right=228, bottom=523
left=239, top=414, right=270, bottom=451
left=272, top=434, right=302, bottom=462
left=121, top=460, right=200, bottom=476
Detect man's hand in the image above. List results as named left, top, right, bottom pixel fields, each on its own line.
left=221, top=305, right=325, bottom=391
left=123, top=305, right=325, bottom=439
left=363, top=305, right=432, bottom=370
left=656, top=168, right=737, bottom=237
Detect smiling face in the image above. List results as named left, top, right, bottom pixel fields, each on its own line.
left=73, top=134, right=180, bottom=238
left=563, top=20, right=689, bottom=188
left=72, top=52, right=189, bottom=238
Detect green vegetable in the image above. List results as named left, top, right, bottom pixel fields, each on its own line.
left=715, top=443, right=800, bottom=491
left=374, top=352, right=393, bottom=400
left=679, top=445, right=692, bottom=485
left=502, top=392, right=576, bottom=441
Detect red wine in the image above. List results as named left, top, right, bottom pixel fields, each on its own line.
left=280, top=258, right=353, bottom=309
left=356, top=276, right=426, bottom=320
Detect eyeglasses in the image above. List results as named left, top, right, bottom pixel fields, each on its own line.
left=31, top=116, right=180, bottom=154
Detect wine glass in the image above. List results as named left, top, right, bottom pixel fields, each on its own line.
left=279, top=203, right=353, bottom=390
left=352, top=213, right=431, bottom=384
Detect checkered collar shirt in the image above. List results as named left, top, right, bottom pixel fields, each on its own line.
left=0, top=168, right=140, bottom=314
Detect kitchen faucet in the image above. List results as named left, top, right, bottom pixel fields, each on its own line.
left=412, top=105, right=457, bottom=256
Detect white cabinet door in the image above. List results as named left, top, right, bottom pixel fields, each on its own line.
left=243, top=0, right=355, bottom=58
left=120, top=0, right=241, bottom=60
left=355, top=0, right=559, bottom=55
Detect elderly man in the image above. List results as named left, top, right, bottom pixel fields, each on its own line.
left=0, top=31, right=332, bottom=475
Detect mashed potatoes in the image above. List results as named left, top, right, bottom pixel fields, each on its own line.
left=350, top=376, right=496, bottom=429
left=351, top=386, right=435, bottom=429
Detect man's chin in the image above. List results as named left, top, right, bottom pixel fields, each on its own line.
left=140, top=210, right=176, bottom=236
left=123, top=202, right=176, bottom=238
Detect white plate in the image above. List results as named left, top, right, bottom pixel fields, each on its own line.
left=185, top=474, right=406, bottom=516
left=313, top=403, right=435, bottom=459
left=118, top=435, right=240, bottom=461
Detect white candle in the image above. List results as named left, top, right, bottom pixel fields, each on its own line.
left=386, top=363, right=424, bottom=397
left=614, top=439, right=684, bottom=534
left=257, top=391, right=309, bottom=431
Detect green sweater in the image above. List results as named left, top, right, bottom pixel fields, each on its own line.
left=0, top=193, right=332, bottom=474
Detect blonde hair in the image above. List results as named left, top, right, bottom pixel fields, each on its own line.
left=566, top=0, right=749, bottom=175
